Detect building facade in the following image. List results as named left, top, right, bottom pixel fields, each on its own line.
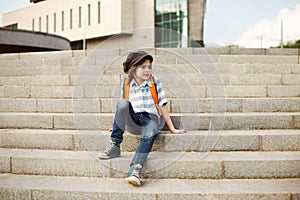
left=3, top=0, right=206, bottom=50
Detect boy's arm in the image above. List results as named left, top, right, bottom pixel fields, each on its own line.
left=160, top=104, right=186, bottom=134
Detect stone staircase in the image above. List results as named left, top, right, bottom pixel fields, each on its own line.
left=0, top=48, right=299, bottom=199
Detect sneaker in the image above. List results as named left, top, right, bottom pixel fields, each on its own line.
left=126, top=164, right=142, bottom=186
left=98, top=141, right=121, bottom=159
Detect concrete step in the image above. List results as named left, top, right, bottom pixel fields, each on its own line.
left=0, top=174, right=299, bottom=200
left=0, top=48, right=298, bottom=61
left=1, top=61, right=299, bottom=77
left=1, top=173, right=299, bottom=200
left=1, top=84, right=300, bottom=98
left=1, top=98, right=300, bottom=113
left=0, top=50, right=77, bottom=60
left=1, top=149, right=299, bottom=179
left=0, top=50, right=299, bottom=77
left=0, top=52, right=298, bottom=68
left=1, top=129, right=299, bottom=152
left=1, top=74, right=300, bottom=87
left=156, top=47, right=300, bottom=55
left=0, top=112, right=299, bottom=130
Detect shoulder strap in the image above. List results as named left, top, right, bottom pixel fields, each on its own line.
left=123, top=76, right=130, bottom=99
left=149, top=75, right=158, bottom=105
left=150, top=75, right=162, bottom=118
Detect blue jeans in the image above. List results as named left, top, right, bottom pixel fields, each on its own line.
left=111, top=99, right=159, bottom=168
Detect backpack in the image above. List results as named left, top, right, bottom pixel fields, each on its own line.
left=123, top=75, right=162, bottom=124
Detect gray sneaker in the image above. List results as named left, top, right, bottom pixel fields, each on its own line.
left=126, top=164, right=142, bottom=186
left=98, top=141, right=121, bottom=159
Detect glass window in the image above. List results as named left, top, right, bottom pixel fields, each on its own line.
left=163, top=12, right=170, bottom=21
left=62, top=11, right=64, bottom=31
left=98, top=1, right=101, bottom=24
left=156, top=0, right=163, bottom=6
left=71, top=40, right=83, bottom=50
left=5, top=23, right=18, bottom=29
left=155, top=0, right=188, bottom=48
left=32, top=18, right=35, bottom=31
left=54, top=13, right=56, bottom=32
left=70, top=9, right=73, bottom=29
left=88, top=4, right=91, bottom=26
left=79, top=6, right=82, bottom=28
left=46, top=15, right=49, bottom=33
left=39, top=17, right=41, bottom=32
left=155, top=13, right=162, bottom=22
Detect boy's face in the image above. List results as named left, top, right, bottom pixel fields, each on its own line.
left=135, top=59, right=152, bottom=81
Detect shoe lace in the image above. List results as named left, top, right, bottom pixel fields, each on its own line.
left=104, top=141, right=116, bottom=152
left=132, top=164, right=142, bottom=177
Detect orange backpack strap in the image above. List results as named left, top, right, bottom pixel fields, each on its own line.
left=149, top=75, right=158, bottom=104
left=123, top=76, right=130, bottom=100
left=149, top=76, right=162, bottom=118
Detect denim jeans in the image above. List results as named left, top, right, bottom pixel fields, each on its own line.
left=111, top=99, right=159, bottom=168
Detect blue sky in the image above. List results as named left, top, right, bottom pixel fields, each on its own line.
left=205, top=0, right=300, bottom=47
left=0, top=0, right=30, bottom=26
left=1, top=0, right=300, bottom=48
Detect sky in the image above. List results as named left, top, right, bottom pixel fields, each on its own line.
left=205, top=0, right=300, bottom=48
left=0, top=0, right=300, bottom=48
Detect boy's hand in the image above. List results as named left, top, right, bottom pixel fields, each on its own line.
left=170, top=129, right=187, bottom=134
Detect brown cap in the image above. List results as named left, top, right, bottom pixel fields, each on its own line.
left=123, top=51, right=153, bottom=73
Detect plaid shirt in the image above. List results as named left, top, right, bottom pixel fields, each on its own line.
left=121, top=75, right=168, bottom=117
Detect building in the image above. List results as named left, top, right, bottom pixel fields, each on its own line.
left=2, top=0, right=206, bottom=50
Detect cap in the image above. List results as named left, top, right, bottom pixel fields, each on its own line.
left=123, top=51, right=153, bottom=73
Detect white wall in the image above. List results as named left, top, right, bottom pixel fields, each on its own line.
left=3, top=0, right=157, bottom=48
left=3, top=0, right=126, bottom=42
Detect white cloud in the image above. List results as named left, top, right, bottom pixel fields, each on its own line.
left=236, top=3, right=300, bottom=48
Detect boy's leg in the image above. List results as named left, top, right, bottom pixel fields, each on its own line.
left=126, top=114, right=159, bottom=186
left=99, top=99, right=137, bottom=159
left=110, top=99, right=133, bottom=143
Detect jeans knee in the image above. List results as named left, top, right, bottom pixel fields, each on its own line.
left=117, top=99, right=130, bottom=110
left=141, top=132, right=157, bottom=141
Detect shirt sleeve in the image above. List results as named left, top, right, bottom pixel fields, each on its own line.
left=153, top=76, right=168, bottom=106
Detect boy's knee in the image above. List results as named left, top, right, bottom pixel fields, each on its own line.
left=117, top=99, right=130, bottom=109
left=141, top=131, right=157, bottom=140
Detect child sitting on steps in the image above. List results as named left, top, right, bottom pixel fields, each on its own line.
left=98, top=50, right=186, bottom=186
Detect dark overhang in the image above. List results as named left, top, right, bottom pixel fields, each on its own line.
left=30, top=0, right=45, bottom=3
left=0, top=28, right=71, bottom=53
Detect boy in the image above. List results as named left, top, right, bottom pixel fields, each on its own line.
left=98, top=51, right=186, bottom=186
